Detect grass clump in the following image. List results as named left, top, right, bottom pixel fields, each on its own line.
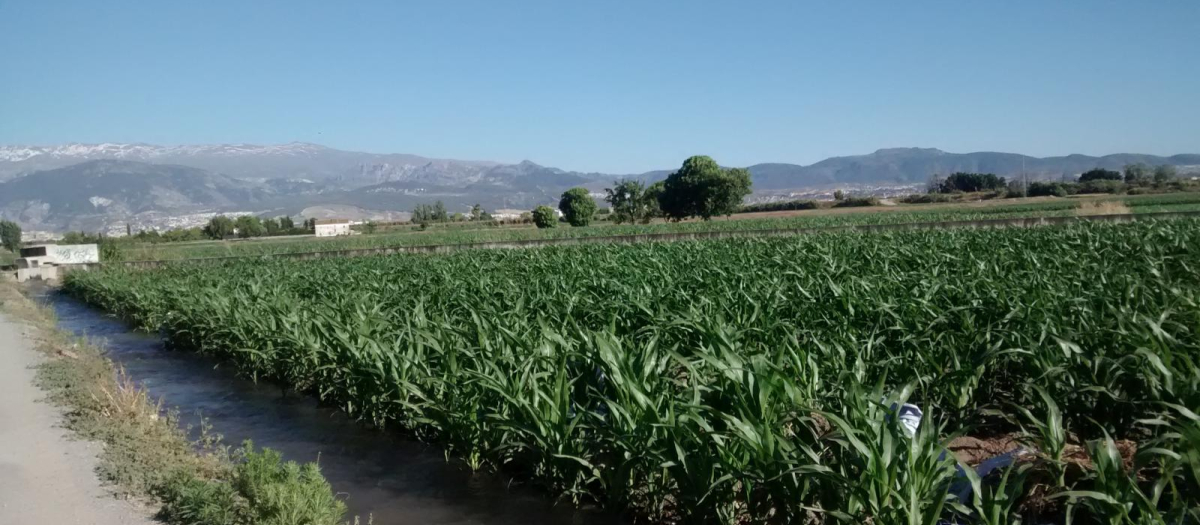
left=832, top=195, right=880, bottom=207
left=159, top=443, right=346, bottom=525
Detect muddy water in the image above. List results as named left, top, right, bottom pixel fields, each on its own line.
left=36, top=289, right=623, bottom=525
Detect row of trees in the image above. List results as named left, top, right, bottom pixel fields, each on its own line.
left=202, top=215, right=307, bottom=240
left=931, top=164, right=1182, bottom=195
left=933, top=172, right=1009, bottom=193
left=1082, top=164, right=1178, bottom=183
left=529, top=156, right=755, bottom=229
left=0, top=220, right=21, bottom=253
left=412, top=202, right=494, bottom=226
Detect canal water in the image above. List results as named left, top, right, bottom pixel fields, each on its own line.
left=36, top=288, right=623, bottom=525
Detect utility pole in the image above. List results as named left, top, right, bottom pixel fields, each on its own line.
left=1022, top=157, right=1028, bottom=197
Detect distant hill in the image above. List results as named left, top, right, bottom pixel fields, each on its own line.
left=0, top=160, right=276, bottom=231
left=1, top=142, right=1197, bottom=232
left=0, top=142, right=499, bottom=186
left=3, top=142, right=1196, bottom=192
left=741, top=148, right=1200, bottom=189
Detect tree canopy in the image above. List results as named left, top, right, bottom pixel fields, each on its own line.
left=412, top=201, right=449, bottom=224
left=1080, top=168, right=1122, bottom=182
left=604, top=179, right=645, bottom=224
left=935, top=172, right=1007, bottom=193
left=605, top=179, right=663, bottom=224
left=558, top=187, right=597, bottom=227
left=657, top=156, right=752, bottom=221
left=1123, top=163, right=1151, bottom=183
left=203, top=216, right=236, bottom=239
left=1154, top=165, right=1177, bottom=183
left=0, top=220, right=21, bottom=253
left=532, top=205, right=557, bottom=229
left=235, top=215, right=266, bottom=238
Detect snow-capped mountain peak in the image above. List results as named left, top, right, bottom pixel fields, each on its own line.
left=0, top=141, right=331, bottom=163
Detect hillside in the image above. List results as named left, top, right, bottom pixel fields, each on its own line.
left=3, top=142, right=1197, bottom=193
left=0, top=160, right=275, bottom=231
left=744, top=148, right=1200, bottom=189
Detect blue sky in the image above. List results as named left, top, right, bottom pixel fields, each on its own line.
left=1, top=1, right=1196, bottom=173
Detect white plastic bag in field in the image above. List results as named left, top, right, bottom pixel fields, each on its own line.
left=896, top=403, right=923, bottom=437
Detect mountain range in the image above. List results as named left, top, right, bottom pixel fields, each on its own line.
left=1, top=142, right=1197, bottom=233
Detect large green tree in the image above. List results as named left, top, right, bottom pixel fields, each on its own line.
left=604, top=179, right=647, bottom=224
left=203, top=215, right=236, bottom=239
left=235, top=215, right=267, bottom=238
left=0, top=220, right=21, bottom=253
left=1154, top=164, right=1177, bottom=183
left=657, top=156, right=753, bottom=221
left=558, top=187, right=597, bottom=227
left=1123, top=163, right=1151, bottom=183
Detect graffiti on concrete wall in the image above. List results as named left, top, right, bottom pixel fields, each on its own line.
left=51, top=245, right=100, bottom=264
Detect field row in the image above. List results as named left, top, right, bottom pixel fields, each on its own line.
left=111, top=192, right=1200, bottom=261
left=66, top=219, right=1200, bottom=523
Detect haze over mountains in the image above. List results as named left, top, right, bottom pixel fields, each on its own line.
left=1, top=142, right=1197, bottom=233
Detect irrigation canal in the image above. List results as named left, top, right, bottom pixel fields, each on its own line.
left=34, top=286, right=624, bottom=525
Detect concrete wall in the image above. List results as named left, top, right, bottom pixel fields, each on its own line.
left=15, top=266, right=58, bottom=283
left=95, top=210, right=1200, bottom=270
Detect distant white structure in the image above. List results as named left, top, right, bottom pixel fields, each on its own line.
left=313, top=219, right=352, bottom=237
left=13, top=243, right=100, bottom=282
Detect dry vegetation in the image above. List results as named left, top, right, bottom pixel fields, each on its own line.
left=0, top=281, right=350, bottom=525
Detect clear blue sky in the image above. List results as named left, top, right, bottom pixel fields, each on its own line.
left=1, top=1, right=1196, bottom=173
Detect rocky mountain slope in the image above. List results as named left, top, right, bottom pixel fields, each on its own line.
left=0, top=160, right=274, bottom=231
left=0, top=142, right=500, bottom=186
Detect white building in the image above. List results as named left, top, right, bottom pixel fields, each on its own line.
left=314, top=219, right=352, bottom=237
left=14, top=243, right=100, bottom=282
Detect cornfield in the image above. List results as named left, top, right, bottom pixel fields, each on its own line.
left=66, top=219, right=1200, bottom=523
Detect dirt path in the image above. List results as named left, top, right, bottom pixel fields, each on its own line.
left=0, top=310, right=155, bottom=524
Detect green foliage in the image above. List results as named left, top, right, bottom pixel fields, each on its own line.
left=1154, top=164, right=1178, bottom=183
left=263, top=218, right=282, bottom=236
left=1124, top=163, right=1152, bottom=183
left=641, top=181, right=664, bottom=222
left=532, top=205, right=557, bottom=228
left=937, top=172, right=1008, bottom=193
left=159, top=443, right=345, bottom=525
left=739, top=199, right=820, bottom=213
left=1080, top=168, right=1123, bottom=182
left=1077, top=179, right=1126, bottom=195
left=899, top=193, right=954, bottom=204
left=833, top=195, right=880, bottom=207
left=0, top=219, right=21, bottom=253
left=604, top=179, right=647, bottom=224
left=64, top=218, right=1200, bottom=522
left=412, top=201, right=449, bottom=224
left=203, top=216, right=236, bottom=240
left=159, top=473, right=242, bottom=525
left=234, top=216, right=266, bottom=239
left=658, top=155, right=753, bottom=221
left=1027, top=181, right=1072, bottom=197
left=834, top=189, right=846, bottom=201
left=558, top=187, right=597, bottom=227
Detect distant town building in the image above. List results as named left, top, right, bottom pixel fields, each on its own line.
left=313, top=219, right=352, bottom=237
